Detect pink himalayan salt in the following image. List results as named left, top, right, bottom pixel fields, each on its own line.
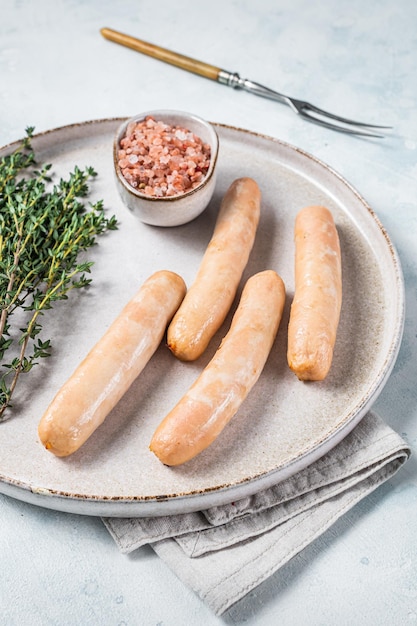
left=118, top=116, right=211, bottom=197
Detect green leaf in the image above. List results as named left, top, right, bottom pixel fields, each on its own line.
left=0, top=130, right=118, bottom=418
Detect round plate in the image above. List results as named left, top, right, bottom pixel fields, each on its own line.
left=0, top=119, right=404, bottom=517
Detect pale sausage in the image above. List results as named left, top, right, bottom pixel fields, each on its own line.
left=150, top=270, right=286, bottom=466
left=38, top=270, right=186, bottom=456
left=167, top=177, right=261, bottom=361
left=287, top=205, right=342, bottom=381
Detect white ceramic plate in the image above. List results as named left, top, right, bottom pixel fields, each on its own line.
left=0, top=119, right=404, bottom=517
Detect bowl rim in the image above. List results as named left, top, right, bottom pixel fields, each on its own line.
left=113, top=109, right=219, bottom=203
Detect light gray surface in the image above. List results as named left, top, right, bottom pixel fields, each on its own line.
left=1, top=0, right=416, bottom=624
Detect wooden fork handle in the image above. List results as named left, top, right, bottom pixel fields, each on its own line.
left=100, top=27, right=222, bottom=81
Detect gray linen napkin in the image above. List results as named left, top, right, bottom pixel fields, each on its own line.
left=103, top=410, right=410, bottom=615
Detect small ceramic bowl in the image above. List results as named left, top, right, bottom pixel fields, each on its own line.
left=113, top=110, right=219, bottom=227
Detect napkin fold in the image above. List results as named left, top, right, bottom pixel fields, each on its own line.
left=103, top=411, right=410, bottom=616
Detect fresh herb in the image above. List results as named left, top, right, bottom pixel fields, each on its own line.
left=0, top=127, right=118, bottom=419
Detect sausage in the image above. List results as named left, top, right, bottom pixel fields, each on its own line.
left=167, top=177, right=261, bottom=361
left=38, top=270, right=186, bottom=457
left=287, top=205, right=342, bottom=381
left=150, top=270, right=286, bottom=466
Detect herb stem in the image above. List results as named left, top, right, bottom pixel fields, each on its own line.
left=0, top=128, right=117, bottom=419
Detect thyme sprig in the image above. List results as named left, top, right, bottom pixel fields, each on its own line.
left=0, top=127, right=118, bottom=419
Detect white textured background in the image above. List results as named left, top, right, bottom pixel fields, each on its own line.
left=1, top=0, right=417, bottom=624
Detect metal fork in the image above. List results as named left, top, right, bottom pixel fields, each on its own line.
left=101, top=27, right=390, bottom=138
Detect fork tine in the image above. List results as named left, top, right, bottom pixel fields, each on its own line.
left=303, top=102, right=391, bottom=131
left=298, top=110, right=386, bottom=138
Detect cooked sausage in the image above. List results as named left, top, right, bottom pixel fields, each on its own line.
left=287, top=205, right=342, bottom=381
left=38, top=270, right=186, bottom=457
left=150, top=270, right=286, bottom=466
left=167, top=177, right=261, bottom=361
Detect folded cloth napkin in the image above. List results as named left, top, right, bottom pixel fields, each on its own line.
left=103, top=410, right=410, bottom=616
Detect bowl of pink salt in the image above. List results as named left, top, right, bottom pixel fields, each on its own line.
left=113, top=110, right=219, bottom=226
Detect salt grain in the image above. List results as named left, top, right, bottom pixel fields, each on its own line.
left=118, top=116, right=211, bottom=197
